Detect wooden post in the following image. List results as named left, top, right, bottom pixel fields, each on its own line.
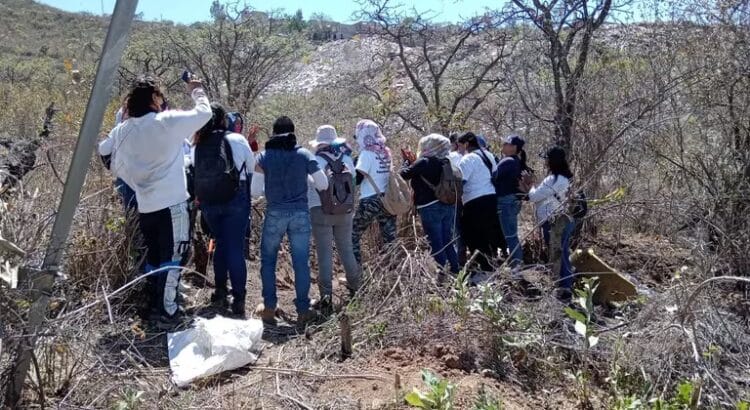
left=339, top=313, right=353, bottom=360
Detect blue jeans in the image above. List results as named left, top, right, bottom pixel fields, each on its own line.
left=201, top=189, right=250, bottom=299
left=260, top=209, right=312, bottom=313
left=419, top=202, right=460, bottom=273
left=542, top=217, right=576, bottom=289
left=115, top=178, right=137, bottom=212
left=497, top=195, right=523, bottom=266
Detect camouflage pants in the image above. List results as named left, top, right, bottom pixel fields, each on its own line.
left=352, top=195, right=397, bottom=264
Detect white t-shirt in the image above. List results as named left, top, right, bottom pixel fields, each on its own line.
left=528, top=174, right=570, bottom=223
left=307, top=153, right=355, bottom=209
left=448, top=151, right=462, bottom=169
left=109, top=88, right=212, bottom=213
left=458, top=148, right=497, bottom=204
left=356, top=150, right=390, bottom=199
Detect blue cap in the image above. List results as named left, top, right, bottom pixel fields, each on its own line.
left=477, top=135, right=488, bottom=148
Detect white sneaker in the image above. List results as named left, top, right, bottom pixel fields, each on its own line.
left=179, top=281, right=192, bottom=292
left=469, top=272, right=490, bottom=286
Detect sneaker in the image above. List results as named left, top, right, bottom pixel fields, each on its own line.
left=297, top=310, right=318, bottom=325
left=155, top=310, right=187, bottom=331
left=210, top=287, right=229, bottom=309
left=312, top=295, right=333, bottom=316
left=231, top=297, right=246, bottom=318
left=469, top=271, right=490, bottom=286
left=255, top=303, right=278, bottom=325
left=555, top=288, right=573, bottom=304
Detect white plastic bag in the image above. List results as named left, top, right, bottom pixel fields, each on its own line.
left=168, top=316, right=263, bottom=387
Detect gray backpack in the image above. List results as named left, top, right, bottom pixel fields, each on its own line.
left=318, top=154, right=355, bottom=215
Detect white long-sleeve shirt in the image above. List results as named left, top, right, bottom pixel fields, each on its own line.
left=528, top=174, right=570, bottom=223
left=108, top=88, right=212, bottom=213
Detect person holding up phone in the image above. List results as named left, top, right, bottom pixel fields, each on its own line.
left=108, top=74, right=212, bottom=328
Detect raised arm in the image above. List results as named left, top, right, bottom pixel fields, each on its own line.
left=156, top=85, right=212, bottom=143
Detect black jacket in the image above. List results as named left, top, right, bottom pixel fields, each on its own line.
left=400, top=156, right=445, bottom=207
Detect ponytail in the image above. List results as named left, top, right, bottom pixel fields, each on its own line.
left=194, top=103, right=228, bottom=145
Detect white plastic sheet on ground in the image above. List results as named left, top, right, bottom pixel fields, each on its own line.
left=168, top=316, right=263, bottom=387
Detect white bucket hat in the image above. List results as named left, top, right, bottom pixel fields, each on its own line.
left=309, top=125, right=346, bottom=148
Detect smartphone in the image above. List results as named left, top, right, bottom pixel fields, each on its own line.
left=181, top=70, right=193, bottom=83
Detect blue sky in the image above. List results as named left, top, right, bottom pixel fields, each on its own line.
left=38, top=0, right=499, bottom=24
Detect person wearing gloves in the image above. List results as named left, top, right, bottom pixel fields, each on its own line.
left=107, top=74, right=212, bottom=328
left=527, top=146, right=576, bottom=299
left=251, top=116, right=328, bottom=325
left=306, top=125, right=361, bottom=313
left=400, top=134, right=460, bottom=275
left=351, top=119, right=396, bottom=264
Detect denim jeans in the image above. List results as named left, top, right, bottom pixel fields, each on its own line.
left=115, top=178, right=137, bottom=212
left=497, top=194, right=523, bottom=266
left=115, top=178, right=146, bottom=273
left=201, top=189, right=250, bottom=300
left=542, top=216, right=576, bottom=289
left=418, top=202, right=460, bottom=273
left=310, top=207, right=361, bottom=297
left=260, top=209, right=312, bottom=313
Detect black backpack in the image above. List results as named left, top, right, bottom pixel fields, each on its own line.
left=572, top=190, right=588, bottom=219
left=193, top=130, right=245, bottom=204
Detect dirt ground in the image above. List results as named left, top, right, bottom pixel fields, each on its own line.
left=67, top=215, right=696, bottom=409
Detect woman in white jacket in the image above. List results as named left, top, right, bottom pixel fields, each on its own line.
left=107, top=75, right=212, bottom=327
left=527, top=146, right=576, bottom=298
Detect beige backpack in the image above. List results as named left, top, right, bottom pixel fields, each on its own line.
left=363, top=167, right=413, bottom=216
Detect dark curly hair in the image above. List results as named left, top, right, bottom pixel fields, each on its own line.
left=126, top=75, right=163, bottom=118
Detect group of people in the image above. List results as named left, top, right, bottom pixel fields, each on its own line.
left=399, top=131, right=578, bottom=294
left=100, top=74, right=580, bottom=329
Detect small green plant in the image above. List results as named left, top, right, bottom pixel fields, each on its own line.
left=649, top=380, right=698, bottom=410
left=404, top=370, right=456, bottom=410
left=112, top=388, right=143, bottom=410
left=564, top=277, right=600, bottom=349
left=472, top=384, right=503, bottom=410
left=104, top=216, right=125, bottom=233
left=736, top=401, right=749, bottom=410
left=367, top=321, right=388, bottom=341
left=450, top=269, right=471, bottom=318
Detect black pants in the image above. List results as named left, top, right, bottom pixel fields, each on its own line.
left=139, top=202, right=190, bottom=316
left=461, top=195, right=503, bottom=273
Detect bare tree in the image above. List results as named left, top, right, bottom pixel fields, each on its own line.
left=168, top=1, right=305, bottom=114
left=507, top=0, right=624, bottom=152
left=118, top=29, right=183, bottom=93
left=358, top=0, right=513, bottom=134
